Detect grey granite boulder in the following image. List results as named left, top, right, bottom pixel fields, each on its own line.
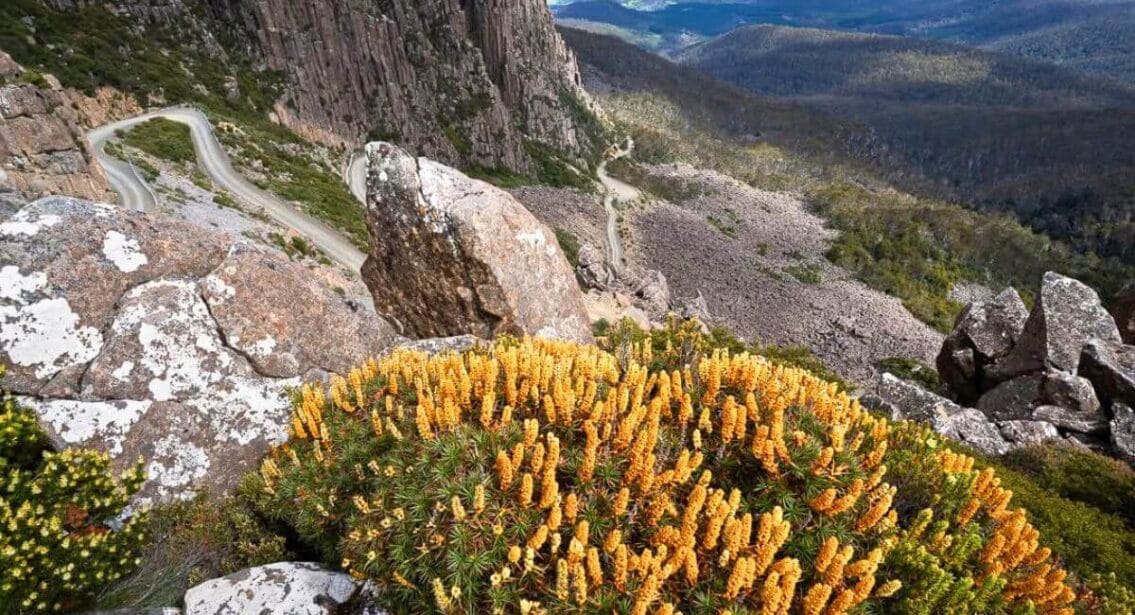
left=361, top=143, right=592, bottom=344
left=1110, top=403, right=1135, bottom=465
left=1079, top=339, right=1135, bottom=410
left=932, top=409, right=1012, bottom=456
left=991, top=272, right=1121, bottom=379
left=1032, top=405, right=1109, bottom=434
left=874, top=372, right=964, bottom=422
left=1040, top=371, right=1101, bottom=415
left=575, top=242, right=612, bottom=290
left=998, top=420, right=1061, bottom=446
left=184, top=562, right=382, bottom=615
left=976, top=373, right=1043, bottom=422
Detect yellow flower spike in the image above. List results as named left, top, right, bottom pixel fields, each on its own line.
left=586, top=546, right=603, bottom=585
left=495, top=451, right=513, bottom=489
left=875, top=579, right=902, bottom=598
left=518, top=473, right=534, bottom=507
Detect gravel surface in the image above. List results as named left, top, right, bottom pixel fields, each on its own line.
left=511, top=186, right=607, bottom=249
left=625, top=164, right=943, bottom=385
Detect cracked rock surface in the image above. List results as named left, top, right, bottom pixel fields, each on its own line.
left=1, top=196, right=397, bottom=504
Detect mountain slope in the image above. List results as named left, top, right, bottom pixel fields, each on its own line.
left=554, top=0, right=1135, bottom=82
left=676, top=24, right=1135, bottom=265
left=3, top=0, right=602, bottom=176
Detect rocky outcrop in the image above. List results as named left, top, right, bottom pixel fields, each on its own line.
left=936, top=287, right=1028, bottom=403
left=0, top=52, right=113, bottom=202
left=183, top=562, right=380, bottom=615
left=991, top=272, right=1121, bottom=379
left=935, top=271, right=1135, bottom=465
left=1111, top=403, right=1135, bottom=465
left=1, top=196, right=398, bottom=504
left=361, top=143, right=592, bottom=344
left=196, top=0, right=598, bottom=172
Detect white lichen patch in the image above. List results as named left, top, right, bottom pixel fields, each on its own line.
left=0, top=296, right=103, bottom=380
left=247, top=337, right=277, bottom=358
left=23, top=397, right=151, bottom=456
left=109, top=280, right=235, bottom=402
left=187, top=375, right=299, bottom=445
left=145, top=435, right=210, bottom=489
left=112, top=360, right=135, bottom=382
left=0, top=212, right=61, bottom=237
left=0, top=265, right=46, bottom=303
left=102, top=230, right=149, bottom=273
left=203, top=274, right=236, bottom=301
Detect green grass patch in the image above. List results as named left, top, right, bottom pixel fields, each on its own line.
left=553, top=227, right=581, bottom=268
left=784, top=262, right=823, bottom=284
left=121, top=118, right=195, bottom=164
left=875, top=357, right=942, bottom=392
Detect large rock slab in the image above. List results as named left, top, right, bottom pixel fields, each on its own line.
left=361, top=143, right=592, bottom=344
left=1079, top=339, right=1135, bottom=410
left=1040, top=371, right=1101, bottom=415
left=932, top=409, right=1012, bottom=456
left=976, top=373, right=1043, bottom=422
left=1032, top=404, right=1109, bottom=434
left=0, top=197, right=229, bottom=395
left=1111, top=403, right=1135, bottom=466
left=998, top=420, right=1061, bottom=447
left=183, top=562, right=380, bottom=615
left=873, top=372, right=965, bottom=422
left=991, top=272, right=1121, bottom=379
left=2, top=198, right=398, bottom=504
left=201, top=245, right=398, bottom=379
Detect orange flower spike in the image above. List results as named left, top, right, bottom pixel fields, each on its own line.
left=495, top=450, right=514, bottom=489
left=803, top=583, right=833, bottom=615
left=518, top=472, right=534, bottom=507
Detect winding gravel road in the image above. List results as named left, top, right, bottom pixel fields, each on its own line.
left=596, top=138, right=639, bottom=274
left=89, top=107, right=367, bottom=271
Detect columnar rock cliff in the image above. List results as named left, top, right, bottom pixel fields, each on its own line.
left=202, top=0, right=597, bottom=171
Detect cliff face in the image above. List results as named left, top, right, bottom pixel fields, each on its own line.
left=200, top=0, right=597, bottom=171
left=0, top=52, right=113, bottom=201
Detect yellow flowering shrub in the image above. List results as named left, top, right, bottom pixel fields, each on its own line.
left=247, top=327, right=1077, bottom=614
left=1, top=366, right=146, bottom=614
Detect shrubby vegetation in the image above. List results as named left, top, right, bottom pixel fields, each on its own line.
left=121, top=118, right=196, bottom=164
left=95, top=494, right=290, bottom=609
left=246, top=322, right=1082, bottom=613
left=1, top=366, right=146, bottom=613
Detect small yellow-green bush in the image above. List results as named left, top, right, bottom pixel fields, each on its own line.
left=247, top=324, right=1076, bottom=614
left=0, top=367, right=146, bottom=613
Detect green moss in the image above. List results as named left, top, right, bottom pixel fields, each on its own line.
left=784, top=262, right=823, bottom=284
left=998, top=445, right=1135, bottom=526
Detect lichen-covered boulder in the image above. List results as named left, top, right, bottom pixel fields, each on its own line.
left=1110, top=403, right=1135, bottom=466
left=873, top=372, right=964, bottom=422
left=932, top=408, right=1011, bottom=456
left=1040, top=371, right=1101, bottom=415
left=200, top=245, right=398, bottom=379
left=361, top=143, right=592, bottom=344
left=998, top=420, right=1061, bottom=447
left=183, top=562, right=380, bottom=615
left=991, top=272, right=1121, bottom=379
left=1079, top=339, right=1135, bottom=410
left=976, top=373, right=1043, bottom=422
left=1032, top=405, right=1108, bottom=434
left=1, top=197, right=398, bottom=505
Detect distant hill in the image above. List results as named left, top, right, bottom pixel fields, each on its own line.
left=553, top=0, right=1135, bottom=82
left=676, top=24, right=1135, bottom=264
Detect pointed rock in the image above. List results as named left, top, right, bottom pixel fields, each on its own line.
left=361, top=143, right=592, bottom=344
left=936, top=287, right=1028, bottom=403
left=1079, top=339, right=1135, bottom=410
left=990, top=272, right=1121, bottom=379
